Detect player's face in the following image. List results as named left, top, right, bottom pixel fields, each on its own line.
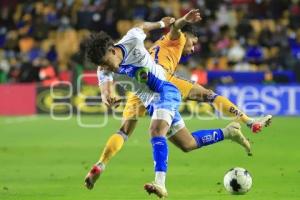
left=183, top=35, right=198, bottom=56
left=100, top=50, right=119, bottom=72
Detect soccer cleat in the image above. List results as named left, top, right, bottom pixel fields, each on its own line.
left=84, top=164, right=104, bottom=190
left=223, top=122, right=251, bottom=155
left=249, top=115, right=272, bottom=133
left=144, top=182, right=168, bottom=198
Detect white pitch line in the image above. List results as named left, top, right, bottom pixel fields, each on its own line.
left=3, top=116, right=38, bottom=124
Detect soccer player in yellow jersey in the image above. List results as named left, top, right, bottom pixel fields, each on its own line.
left=85, top=9, right=272, bottom=195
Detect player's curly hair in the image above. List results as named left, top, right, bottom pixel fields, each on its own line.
left=80, top=31, right=114, bottom=65
left=182, top=25, right=198, bottom=37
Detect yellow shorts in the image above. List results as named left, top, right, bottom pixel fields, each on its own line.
left=122, top=92, right=147, bottom=119
left=122, top=75, right=194, bottom=119
left=167, top=74, right=194, bottom=99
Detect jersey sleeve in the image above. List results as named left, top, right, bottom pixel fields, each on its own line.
left=117, top=27, right=146, bottom=45
left=97, top=66, right=113, bottom=86
left=116, top=27, right=147, bottom=63
left=127, top=27, right=147, bottom=41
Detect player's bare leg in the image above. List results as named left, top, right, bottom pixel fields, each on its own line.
left=187, top=83, right=272, bottom=133
left=84, top=119, right=137, bottom=190
left=168, top=127, right=198, bottom=152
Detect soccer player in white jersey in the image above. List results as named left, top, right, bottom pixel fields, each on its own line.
left=84, top=17, right=184, bottom=197
left=82, top=17, right=252, bottom=198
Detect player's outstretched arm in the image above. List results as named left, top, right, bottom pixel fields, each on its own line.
left=100, top=81, right=121, bottom=108
left=136, top=17, right=175, bottom=33
left=170, top=9, right=201, bottom=40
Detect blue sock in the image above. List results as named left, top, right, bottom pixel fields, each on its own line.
left=191, top=129, right=224, bottom=148
left=151, top=136, right=168, bottom=172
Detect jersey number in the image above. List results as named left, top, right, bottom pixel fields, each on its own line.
left=150, top=45, right=160, bottom=64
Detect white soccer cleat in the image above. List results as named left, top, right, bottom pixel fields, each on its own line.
left=223, top=122, right=251, bottom=156
left=249, top=115, right=272, bottom=133
left=144, top=182, right=168, bottom=198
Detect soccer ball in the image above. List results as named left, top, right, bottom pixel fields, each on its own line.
left=223, top=167, right=252, bottom=194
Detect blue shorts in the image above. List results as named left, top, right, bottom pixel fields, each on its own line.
left=146, top=82, right=183, bottom=128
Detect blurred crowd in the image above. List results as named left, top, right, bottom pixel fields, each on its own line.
left=0, top=0, right=300, bottom=85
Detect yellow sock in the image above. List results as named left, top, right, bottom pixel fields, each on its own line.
left=212, top=95, right=252, bottom=125
left=99, top=133, right=125, bottom=165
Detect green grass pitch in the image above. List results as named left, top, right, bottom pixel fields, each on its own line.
left=1, top=116, right=300, bottom=200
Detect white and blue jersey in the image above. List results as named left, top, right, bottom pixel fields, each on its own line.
left=115, top=28, right=168, bottom=92
left=98, top=28, right=184, bottom=130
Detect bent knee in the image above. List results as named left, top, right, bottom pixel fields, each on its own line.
left=149, top=120, right=170, bottom=137
left=149, top=126, right=166, bottom=137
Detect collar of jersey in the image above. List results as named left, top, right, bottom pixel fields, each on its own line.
left=114, top=44, right=127, bottom=65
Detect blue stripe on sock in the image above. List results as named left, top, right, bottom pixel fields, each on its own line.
left=191, top=129, right=224, bottom=148
left=151, top=136, right=168, bottom=172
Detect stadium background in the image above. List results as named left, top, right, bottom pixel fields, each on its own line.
left=1, top=0, right=300, bottom=200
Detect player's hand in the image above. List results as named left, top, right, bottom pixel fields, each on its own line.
left=101, top=95, right=122, bottom=108
left=183, top=9, right=202, bottom=23
left=161, top=17, right=176, bottom=27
